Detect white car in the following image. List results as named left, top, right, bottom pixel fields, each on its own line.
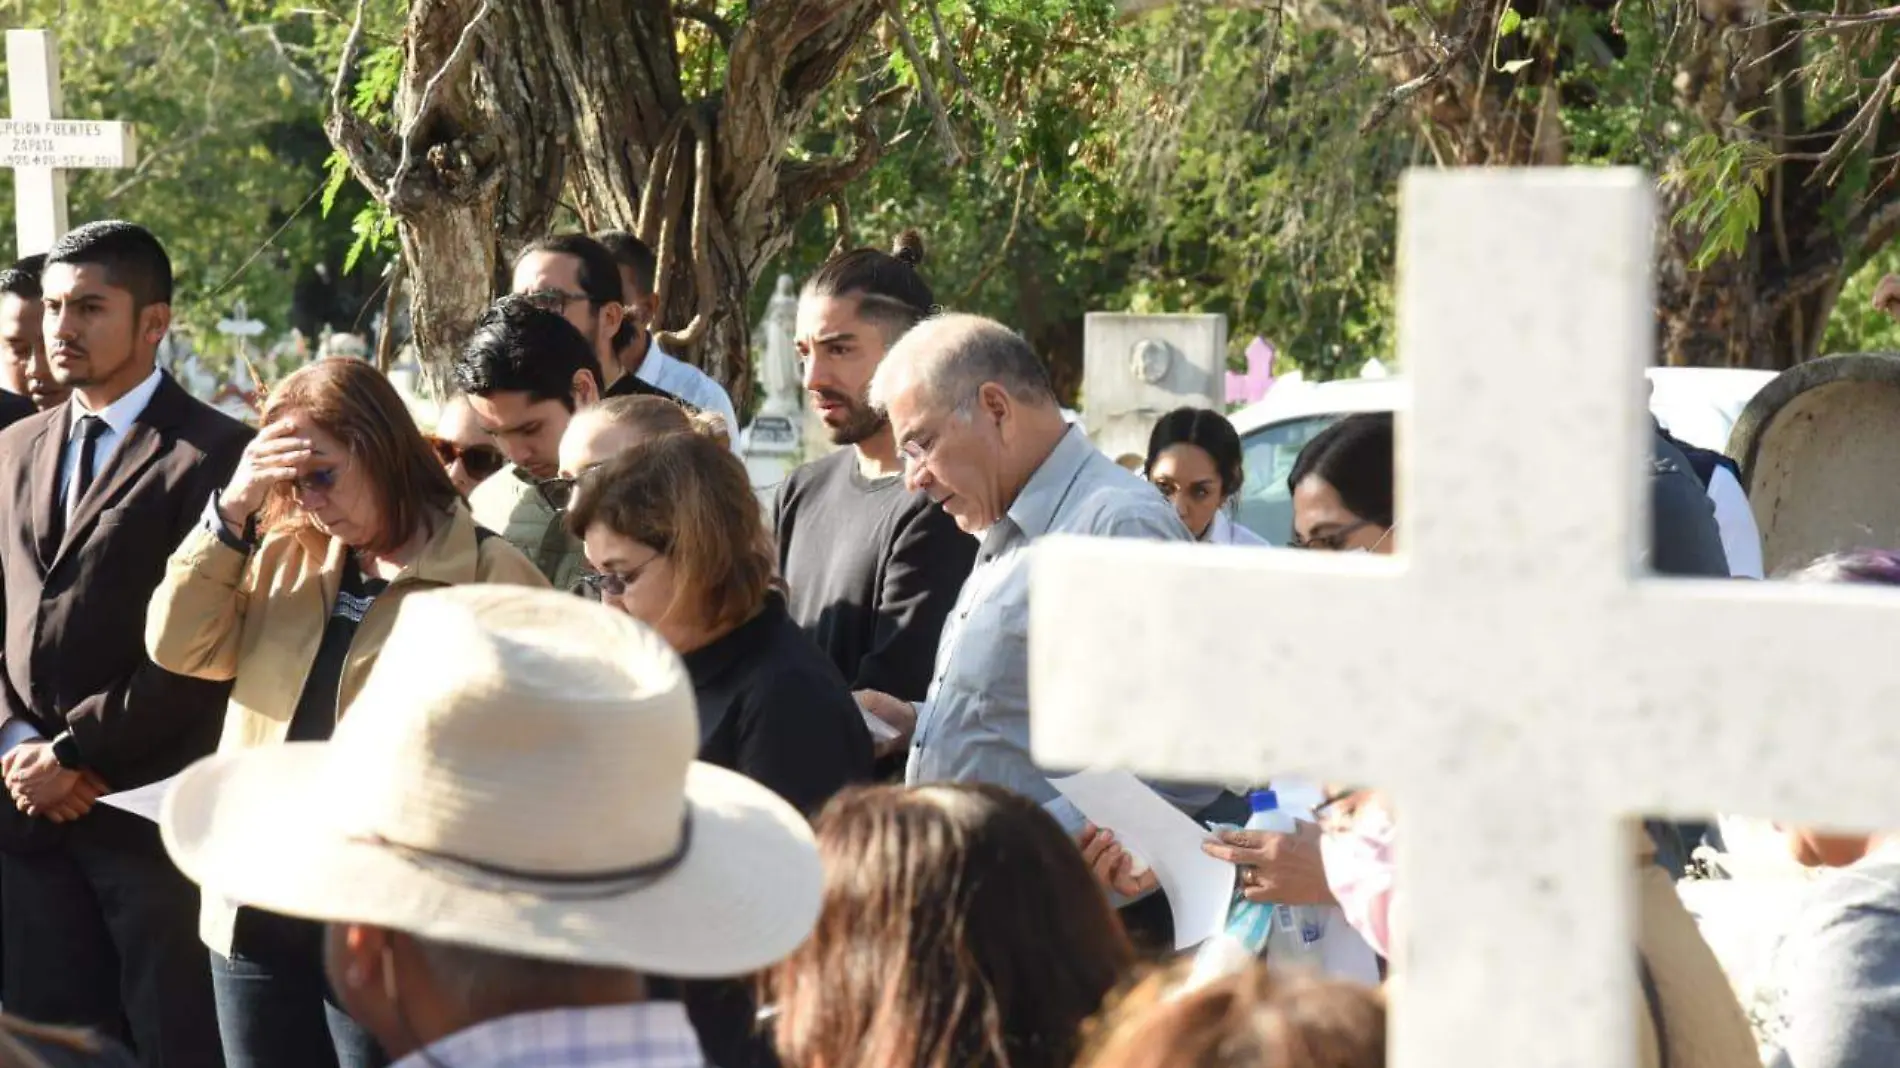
left=1227, top=367, right=1776, bottom=545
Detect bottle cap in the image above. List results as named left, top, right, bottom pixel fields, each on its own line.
left=1249, top=788, right=1279, bottom=813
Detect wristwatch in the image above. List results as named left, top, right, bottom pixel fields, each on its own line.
left=50, top=731, right=81, bottom=770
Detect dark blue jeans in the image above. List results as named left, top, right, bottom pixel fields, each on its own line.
left=209, top=912, right=385, bottom=1068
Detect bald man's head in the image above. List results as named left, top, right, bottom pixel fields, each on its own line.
left=868, top=313, right=1065, bottom=534
left=868, top=313, right=1057, bottom=418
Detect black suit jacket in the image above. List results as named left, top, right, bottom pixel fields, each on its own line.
left=0, top=373, right=250, bottom=849
left=0, top=392, right=34, bottom=432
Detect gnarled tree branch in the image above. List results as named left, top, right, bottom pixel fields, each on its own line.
left=884, top=0, right=965, bottom=165
left=389, top=0, right=493, bottom=205
left=324, top=0, right=395, bottom=194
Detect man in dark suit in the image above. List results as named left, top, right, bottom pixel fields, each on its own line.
left=0, top=257, right=50, bottom=428
left=0, top=221, right=250, bottom=1065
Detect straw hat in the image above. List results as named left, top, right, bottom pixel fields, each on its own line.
left=159, top=585, right=822, bottom=979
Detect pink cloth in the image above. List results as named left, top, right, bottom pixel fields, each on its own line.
left=1319, top=803, right=1397, bottom=959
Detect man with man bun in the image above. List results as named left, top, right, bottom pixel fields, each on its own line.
left=772, top=235, right=976, bottom=736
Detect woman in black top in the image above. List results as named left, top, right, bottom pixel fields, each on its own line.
left=567, top=432, right=872, bottom=1068
left=566, top=430, right=873, bottom=812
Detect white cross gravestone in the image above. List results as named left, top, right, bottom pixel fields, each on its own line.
left=1031, top=169, right=1900, bottom=1066
left=3, top=29, right=139, bottom=256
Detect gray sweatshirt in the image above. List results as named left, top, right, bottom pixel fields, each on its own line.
left=1770, top=856, right=1900, bottom=1068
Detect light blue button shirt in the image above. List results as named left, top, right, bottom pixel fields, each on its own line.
left=905, top=425, right=1221, bottom=832
left=636, top=345, right=739, bottom=452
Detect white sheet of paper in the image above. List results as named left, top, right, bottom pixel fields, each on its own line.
left=859, top=705, right=902, bottom=744
left=1052, top=768, right=1236, bottom=950
left=100, top=776, right=177, bottom=823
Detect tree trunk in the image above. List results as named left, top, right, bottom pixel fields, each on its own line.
left=327, top=0, right=886, bottom=418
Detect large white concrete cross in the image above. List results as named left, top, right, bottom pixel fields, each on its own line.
left=1032, top=169, right=1900, bottom=1068
left=3, top=29, right=138, bottom=256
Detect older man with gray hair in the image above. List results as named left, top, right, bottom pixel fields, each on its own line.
left=855, top=313, right=1221, bottom=893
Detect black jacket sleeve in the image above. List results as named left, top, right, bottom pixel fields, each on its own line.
left=1648, top=432, right=1731, bottom=579
left=853, top=500, right=976, bottom=700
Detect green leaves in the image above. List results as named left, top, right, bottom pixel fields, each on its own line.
left=0, top=0, right=375, bottom=343
left=320, top=150, right=354, bottom=218
left=1660, top=133, right=1776, bottom=271
left=343, top=203, right=397, bottom=276
left=351, top=45, right=404, bottom=121
left=1493, top=4, right=1533, bottom=75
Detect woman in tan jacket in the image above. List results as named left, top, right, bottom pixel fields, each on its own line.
left=146, top=358, right=545, bottom=1068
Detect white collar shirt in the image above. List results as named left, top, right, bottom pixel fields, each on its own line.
left=61, top=365, right=165, bottom=504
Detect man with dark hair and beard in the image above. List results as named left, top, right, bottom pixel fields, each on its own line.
left=772, top=233, right=975, bottom=759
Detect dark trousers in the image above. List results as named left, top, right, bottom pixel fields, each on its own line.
left=1, top=805, right=222, bottom=1067
left=209, top=945, right=384, bottom=1068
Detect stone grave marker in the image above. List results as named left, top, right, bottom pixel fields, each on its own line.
left=1031, top=168, right=1900, bottom=1067
left=742, top=274, right=803, bottom=489
left=1082, top=313, right=1226, bottom=464
left=3, top=30, right=138, bottom=256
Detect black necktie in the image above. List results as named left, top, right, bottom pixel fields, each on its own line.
left=65, top=415, right=108, bottom=524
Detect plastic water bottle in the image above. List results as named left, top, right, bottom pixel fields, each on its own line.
left=1199, top=790, right=1326, bottom=969
left=1247, top=789, right=1327, bottom=971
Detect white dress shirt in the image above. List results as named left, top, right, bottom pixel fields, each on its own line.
left=59, top=366, right=164, bottom=508
left=0, top=367, right=166, bottom=755
left=1205, top=510, right=1270, bottom=547
left=1706, top=465, right=1764, bottom=579
left=635, top=345, right=739, bottom=451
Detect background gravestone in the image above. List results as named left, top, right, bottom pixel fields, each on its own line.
left=1081, top=313, right=1227, bottom=464
left=741, top=274, right=804, bottom=491
left=1729, top=353, right=1900, bottom=576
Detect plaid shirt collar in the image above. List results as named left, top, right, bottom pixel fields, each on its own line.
left=391, top=1003, right=705, bottom=1068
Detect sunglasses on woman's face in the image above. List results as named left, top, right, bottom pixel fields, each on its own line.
left=429, top=437, right=506, bottom=481
left=293, top=468, right=338, bottom=494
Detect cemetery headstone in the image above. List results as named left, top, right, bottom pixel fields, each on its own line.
left=1082, top=313, right=1226, bottom=463
left=743, top=274, right=803, bottom=490
left=1031, top=168, right=1900, bottom=1067
left=3, top=30, right=138, bottom=256
left=1729, top=352, right=1900, bottom=576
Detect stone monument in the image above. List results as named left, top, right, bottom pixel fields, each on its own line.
left=1729, top=352, right=1900, bottom=575
left=741, top=274, right=803, bottom=490
left=1081, top=313, right=1226, bottom=464
left=212, top=301, right=269, bottom=421
left=3, top=30, right=138, bottom=255
left=1031, top=169, right=1900, bottom=1067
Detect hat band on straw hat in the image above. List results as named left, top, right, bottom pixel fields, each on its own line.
left=349, top=811, right=695, bottom=902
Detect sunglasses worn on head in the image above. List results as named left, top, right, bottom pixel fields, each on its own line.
left=430, top=437, right=506, bottom=481
left=537, top=476, right=579, bottom=513
left=536, top=462, right=606, bottom=514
